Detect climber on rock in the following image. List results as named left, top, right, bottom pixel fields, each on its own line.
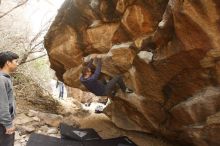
left=80, top=55, right=133, bottom=97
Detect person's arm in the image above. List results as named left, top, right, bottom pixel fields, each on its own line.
left=0, top=78, right=13, bottom=130
left=89, top=58, right=102, bottom=80
left=87, top=59, right=94, bottom=68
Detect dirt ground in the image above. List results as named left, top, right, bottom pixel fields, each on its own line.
left=16, top=92, right=176, bottom=146
left=58, top=97, right=176, bottom=146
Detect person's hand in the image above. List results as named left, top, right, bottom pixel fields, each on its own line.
left=82, top=56, right=90, bottom=63
left=5, top=126, right=15, bottom=135
left=90, top=54, right=98, bottom=59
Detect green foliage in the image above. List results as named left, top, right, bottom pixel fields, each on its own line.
left=33, top=57, right=48, bottom=72
left=19, top=56, right=54, bottom=90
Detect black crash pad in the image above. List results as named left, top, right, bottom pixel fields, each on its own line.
left=83, top=136, right=138, bottom=146
left=26, top=133, right=82, bottom=146
left=60, top=123, right=102, bottom=141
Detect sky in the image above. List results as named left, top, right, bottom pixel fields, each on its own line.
left=24, top=0, right=65, bottom=33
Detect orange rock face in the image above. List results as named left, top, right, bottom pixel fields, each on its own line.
left=44, top=0, right=220, bottom=145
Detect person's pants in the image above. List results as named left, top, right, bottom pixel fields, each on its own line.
left=0, top=124, right=15, bottom=146
left=59, top=85, right=64, bottom=99
left=105, top=75, right=127, bottom=97
left=59, top=91, right=64, bottom=99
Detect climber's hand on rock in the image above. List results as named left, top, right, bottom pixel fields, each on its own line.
left=90, top=54, right=98, bottom=59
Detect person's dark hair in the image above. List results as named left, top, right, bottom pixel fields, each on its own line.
left=82, top=66, right=91, bottom=77
left=0, top=51, right=19, bottom=68
left=82, top=61, right=96, bottom=73
left=82, top=61, right=96, bottom=77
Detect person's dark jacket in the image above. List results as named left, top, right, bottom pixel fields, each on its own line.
left=80, top=58, right=106, bottom=96
left=0, top=72, right=16, bottom=128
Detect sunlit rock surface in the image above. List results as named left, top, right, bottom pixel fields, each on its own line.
left=44, top=0, right=220, bottom=145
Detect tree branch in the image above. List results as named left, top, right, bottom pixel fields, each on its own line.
left=19, top=54, right=47, bottom=65
left=30, top=40, right=44, bottom=51
left=0, top=0, right=29, bottom=19
left=19, top=17, right=52, bottom=65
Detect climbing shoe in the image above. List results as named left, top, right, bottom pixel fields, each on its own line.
left=95, top=105, right=104, bottom=113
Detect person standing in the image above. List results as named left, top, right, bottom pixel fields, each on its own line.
left=56, top=80, right=64, bottom=100
left=0, top=51, right=19, bottom=146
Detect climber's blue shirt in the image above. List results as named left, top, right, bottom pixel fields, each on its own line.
left=80, top=59, right=106, bottom=96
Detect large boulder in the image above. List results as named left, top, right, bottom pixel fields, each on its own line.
left=44, top=0, right=220, bottom=145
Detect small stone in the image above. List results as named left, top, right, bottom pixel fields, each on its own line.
left=14, top=141, right=22, bottom=146
left=39, top=125, right=49, bottom=133
left=21, top=135, right=26, bottom=138
left=14, top=114, right=34, bottom=125
left=21, top=125, right=35, bottom=133
left=33, top=116, right=40, bottom=122
left=47, top=128, right=58, bottom=134
left=28, top=110, right=38, bottom=117
left=49, top=134, right=59, bottom=137
left=37, top=112, right=63, bottom=127
left=20, top=139, right=26, bottom=143
left=15, top=131, right=22, bottom=140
